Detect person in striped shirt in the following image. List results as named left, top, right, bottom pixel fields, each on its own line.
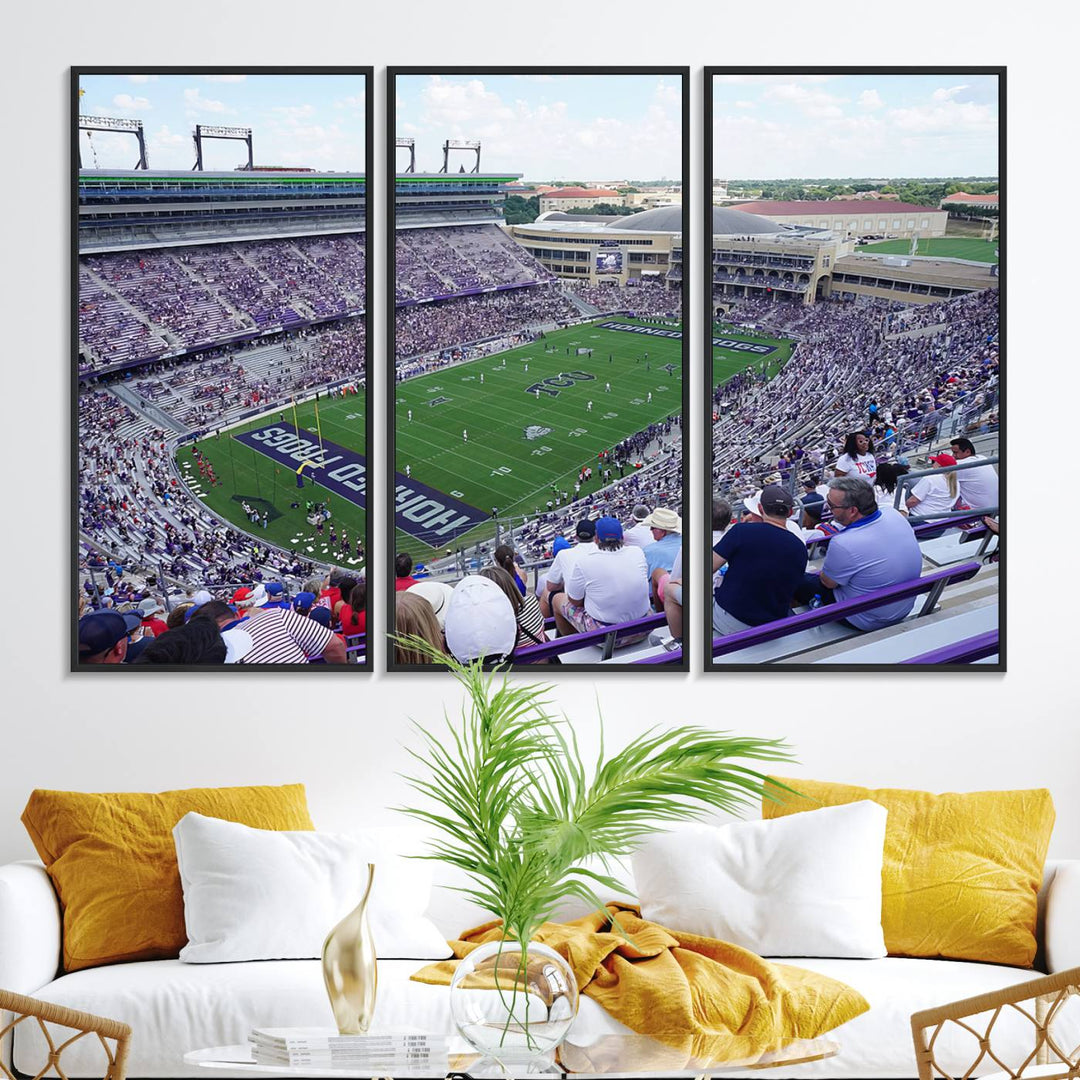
left=192, top=601, right=346, bottom=665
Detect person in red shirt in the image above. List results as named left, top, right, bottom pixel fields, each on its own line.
left=394, top=552, right=419, bottom=591
left=138, top=598, right=169, bottom=639
left=337, top=580, right=367, bottom=639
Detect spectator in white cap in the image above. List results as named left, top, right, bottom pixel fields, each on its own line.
left=408, top=580, right=455, bottom=631
left=623, top=504, right=654, bottom=549
left=640, top=507, right=682, bottom=581
left=444, top=575, right=517, bottom=665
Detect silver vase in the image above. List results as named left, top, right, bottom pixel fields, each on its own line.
left=321, top=862, right=377, bottom=1034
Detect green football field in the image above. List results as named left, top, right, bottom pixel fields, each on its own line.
left=855, top=238, right=999, bottom=263
left=712, top=322, right=795, bottom=390
left=174, top=394, right=368, bottom=571
left=394, top=318, right=683, bottom=559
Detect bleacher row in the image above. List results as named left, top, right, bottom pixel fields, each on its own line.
left=495, top=509, right=998, bottom=666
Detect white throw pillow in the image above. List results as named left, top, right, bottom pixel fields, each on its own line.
left=173, top=812, right=451, bottom=962
left=632, top=801, right=887, bottom=958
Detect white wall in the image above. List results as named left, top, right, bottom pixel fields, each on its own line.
left=2, top=4, right=1077, bottom=867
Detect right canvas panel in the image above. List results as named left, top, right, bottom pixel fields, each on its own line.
left=705, top=69, right=1002, bottom=670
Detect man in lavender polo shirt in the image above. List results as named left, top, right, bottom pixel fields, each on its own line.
left=818, top=476, right=923, bottom=631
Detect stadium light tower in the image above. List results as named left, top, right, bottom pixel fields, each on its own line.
left=395, top=137, right=416, bottom=173
left=78, top=116, right=148, bottom=169
left=192, top=124, right=254, bottom=171
left=440, top=139, right=480, bottom=173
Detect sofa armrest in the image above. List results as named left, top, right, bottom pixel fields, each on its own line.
left=1045, top=859, right=1080, bottom=973
left=0, top=861, right=61, bottom=993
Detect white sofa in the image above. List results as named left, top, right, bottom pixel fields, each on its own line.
left=2, top=842, right=1078, bottom=1080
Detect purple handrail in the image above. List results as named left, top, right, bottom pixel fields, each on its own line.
left=514, top=611, right=667, bottom=663
left=712, top=561, right=982, bottom=658
left=903, top=630, right=998, bottom=665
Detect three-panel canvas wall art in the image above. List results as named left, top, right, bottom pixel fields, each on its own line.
left=73, top=67, right=1002, bottom=671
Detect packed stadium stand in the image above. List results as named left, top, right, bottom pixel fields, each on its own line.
left=77, top=167, right=369, bottom=661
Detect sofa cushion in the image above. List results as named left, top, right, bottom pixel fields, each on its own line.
left=174, top=813, right=450, bottom=962
left=17, top=956, right=1074, bottom=1079
left=632, top=803, right=887, bottom=958
left=21, top=785, right=314, bottom=972
left=764, top=778, right=1055, bottom=967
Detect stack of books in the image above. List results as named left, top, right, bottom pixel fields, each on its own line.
left=248, top=1027, right=449, bottom=1072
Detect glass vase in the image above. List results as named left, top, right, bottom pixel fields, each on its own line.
left=449, top=939, right=578, bottom=1070
left=321, top=862, right=377, bottom=1034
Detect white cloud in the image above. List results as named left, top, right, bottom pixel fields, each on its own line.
left=146, top=125, right=190, bottom=169
left=888, top=99, right=997, bottom=136
left=734, top=100, right=754, bottom=109
left=112, top=93, right=151, bottom=111
left=335, top=95, right=365, bottom=109
left=932, top=85, right=969, bottom=101
left=859, top=89, right=884, bottom=109
left=655, top=80, right=680, bottom=106
left=183, top=88, right=230, bottom=115
left=127, top=74, right=156, bottom=84
left=272, top=104, right=316, bottom=124
left=204, top=74, right=247, bottom=83
left=404, top=75, right=680, bottom=179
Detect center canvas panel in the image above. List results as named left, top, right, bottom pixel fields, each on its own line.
left=388, top=69, right=689, bottom=670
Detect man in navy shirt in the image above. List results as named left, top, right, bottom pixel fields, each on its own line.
left=712, top=485, right=808, bottom=636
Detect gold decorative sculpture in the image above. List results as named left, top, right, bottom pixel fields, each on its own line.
left=321, top=863, right=377, bottom=1034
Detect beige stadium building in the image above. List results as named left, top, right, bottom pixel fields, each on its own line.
left=506, top=206, right=684, bottom=286
left=707, top=206, right=995, bottom=312
left=729, top=199, right=948, bottom=241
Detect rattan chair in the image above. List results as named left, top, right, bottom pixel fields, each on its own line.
left=0, top=990, right=131, bottom=1080
left=911, top=966, right=1080, bottom=1080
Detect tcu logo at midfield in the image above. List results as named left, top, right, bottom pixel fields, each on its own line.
left=524, top=370, right=595, bottom=398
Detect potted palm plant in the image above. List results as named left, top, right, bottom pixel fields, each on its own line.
left=397, top=646, right=793, bottom=1068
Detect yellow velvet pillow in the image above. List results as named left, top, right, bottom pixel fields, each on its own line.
left=763, top=778, right=1054, bottom=967
left=22, top=784, right=314, bottom=972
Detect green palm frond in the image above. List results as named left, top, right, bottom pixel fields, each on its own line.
left=395, top=641, right=794, bottom=944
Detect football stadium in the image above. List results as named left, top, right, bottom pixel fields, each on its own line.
left=76, top=110, right=371, bottom=666
left=705, top=203, right=1000, bottom=666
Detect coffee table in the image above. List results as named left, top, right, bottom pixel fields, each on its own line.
left=186, top=1032, right=838, bottom=1078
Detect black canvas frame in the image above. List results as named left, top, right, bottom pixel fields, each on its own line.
left=387, top=66, right=691, bottom=674
left=702, top=67, right=1005, bottom=673
left=71, top=66, right=374, bottom=672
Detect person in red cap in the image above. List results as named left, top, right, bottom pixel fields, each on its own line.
left=906, top=453, right=959, bottom=523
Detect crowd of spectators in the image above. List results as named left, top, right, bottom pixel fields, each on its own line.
left=710, top=289, right=999, bottom=503
left=395, top=225, right=550, bottom=303
left=394, top=284, right=578, bottom=361
left=78, top=391, right=327, bottom=598
left=568, top=279, right=682, bottom=318
left=127, top=319, right=366, bottom=433
left=79, top=234, right=366, bottom=371
left=78, top=569, right=367, bottom=666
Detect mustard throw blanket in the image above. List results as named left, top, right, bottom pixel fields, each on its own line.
left=412, top=904, right=868, bottom=1067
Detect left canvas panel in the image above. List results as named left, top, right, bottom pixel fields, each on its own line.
left=73, top=69, right=373, bottom=670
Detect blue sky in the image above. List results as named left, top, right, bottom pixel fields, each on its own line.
left=713, top=74, right=999, bottom=180
left=77, top=74, right=366, bottom=172
left=395, top=74, right=682, bottom=181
